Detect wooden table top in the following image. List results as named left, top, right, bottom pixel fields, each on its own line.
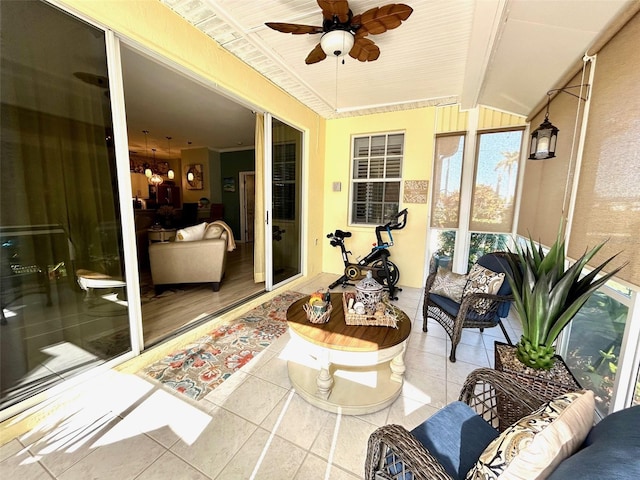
left=286, top=293, right=411, bottom=352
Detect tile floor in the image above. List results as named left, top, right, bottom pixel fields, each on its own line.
left=0, top=274, right=523, bottom=479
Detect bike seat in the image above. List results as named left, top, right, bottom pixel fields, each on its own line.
left=334, top=229, right=352, bottom=239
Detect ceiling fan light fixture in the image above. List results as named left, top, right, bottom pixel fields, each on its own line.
left=320, top=30, right=354, bottom=57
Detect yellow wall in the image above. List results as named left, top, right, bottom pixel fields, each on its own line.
left=58, top=0, right=327, bottom=277
left=323, top=108, right=436, bottom=288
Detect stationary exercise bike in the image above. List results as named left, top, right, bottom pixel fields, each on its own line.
left=327, top=208, right=408, bottom=300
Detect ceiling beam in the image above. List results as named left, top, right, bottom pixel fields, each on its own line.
left=460, top=0, right=509, bottom=111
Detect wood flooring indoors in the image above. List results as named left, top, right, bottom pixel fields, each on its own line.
left=140, top=242, right=264, bottom=347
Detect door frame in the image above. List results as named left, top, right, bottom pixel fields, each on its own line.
left=239, top=170, right=255, bottom=243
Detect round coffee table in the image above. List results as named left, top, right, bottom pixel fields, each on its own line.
left=286, top=293, right=411, bottom=415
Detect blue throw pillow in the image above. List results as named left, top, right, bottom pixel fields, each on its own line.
left=547, top=405, right=640, bottom=480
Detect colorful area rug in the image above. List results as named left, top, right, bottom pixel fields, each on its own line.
left=141, top=291, right=305, bottom=401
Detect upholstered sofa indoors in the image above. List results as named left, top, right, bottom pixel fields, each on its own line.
left=366, top=368, right=640, bottom=480
left=149, top=221, right=230, bottom=292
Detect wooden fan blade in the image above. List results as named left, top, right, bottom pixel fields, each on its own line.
left=352, top=3, right=413, bottom=36
left=305, top=44, right=328, bottom=64
left=265, top=22, right=323, bottom=35
left=349, top=37, right=380, bottom=62
left=317, top=0, right=350, bottom=23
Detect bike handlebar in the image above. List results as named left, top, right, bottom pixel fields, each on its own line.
left=384, top=208, right=408, bottom=231
left=374, top=208, right=408, bottom=246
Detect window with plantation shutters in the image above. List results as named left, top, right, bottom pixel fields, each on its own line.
left=351, top=133, right=403, bottom=225
left=272, top=142, right=296, bottom=220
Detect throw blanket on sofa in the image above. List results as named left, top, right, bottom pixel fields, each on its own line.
left=212, top=220, right=236, bottom=251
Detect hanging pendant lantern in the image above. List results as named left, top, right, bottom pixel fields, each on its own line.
left=529, top=96, right=559, bottom=160
left=148, top=148, right=163, bottom=185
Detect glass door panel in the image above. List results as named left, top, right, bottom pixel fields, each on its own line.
left=1, top=0, right=130, bottom=411
left=270, top=119, right=302, bottom=285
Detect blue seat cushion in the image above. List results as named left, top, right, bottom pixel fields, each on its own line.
left=410, top=401, right=499, bottom=480
left=429, top=293, right=499, bottom=322
left=547, top=405, right=640, bottom=480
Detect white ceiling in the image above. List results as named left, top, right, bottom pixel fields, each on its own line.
left=125, top=0, right=634, bottom=155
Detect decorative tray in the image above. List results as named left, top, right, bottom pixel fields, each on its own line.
left=342, top=292, right=399, bottom=328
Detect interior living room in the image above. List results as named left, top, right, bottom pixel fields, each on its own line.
left=1, top=1, right=639, bottom=478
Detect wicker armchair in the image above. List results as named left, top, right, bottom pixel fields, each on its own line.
left=423, top=252, right=515, bottom=362
left=365, top=368, right=547, bottom=480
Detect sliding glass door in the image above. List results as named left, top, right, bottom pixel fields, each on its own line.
left=1, top=0, right=131, bottom=412
left=266, top=117, right=303, bottom=288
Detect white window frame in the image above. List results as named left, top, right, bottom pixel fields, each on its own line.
left=349, top=131, right=404, bottom=226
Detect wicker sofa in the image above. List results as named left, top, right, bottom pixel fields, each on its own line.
left=366, top=368, right=640, bottom=480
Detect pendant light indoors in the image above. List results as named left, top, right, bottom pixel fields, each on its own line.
left=148, top=148, right=164, bottom=186
left=529, top=95, right=559, bottom=160
left=143, top=130, right=152, bottom=177
left=166, top=136, right=175, bottom=180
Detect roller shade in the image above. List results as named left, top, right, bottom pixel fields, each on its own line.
left=567, top=12, right=640, bottom=287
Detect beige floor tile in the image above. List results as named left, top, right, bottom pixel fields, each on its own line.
left=216, top=375, right=288, bottom=424
left=170, top=407, right=256, bottom=479
left=252, top=352, right=293, bottom=389
left=0, top=439, right=23, bottom=463
left=386, top=395, right=440, bottom=431
left=404, top=347, right=448, bottom=380
left=420, top=319, right=449, bottom=340
left=311, top=415, right=378, bottom=477
left=0, top=442, right=53, bottom=480
left=446, top=359, right=485, bottom=386
left=355, top=403, right=391, bottom=428
left=261, top=390, right=330, bottom=450
left=408, top=331, right=448, bottom=356
left=57, top=430, right=166, bottom=480
left=294, top=453, right=361, bottom=480
left=117, top=388, right=213, bottom=449
left=217, top=427, right=306, bottom=480
left=402, top=371, right=448, bottom=408
left=26, top=415, right=121, bottom=477
left=447, top=343, right=491, bottom=366
left=136, top=451, right=209, bottom=479
left=447, top=381, right=465, bottom=404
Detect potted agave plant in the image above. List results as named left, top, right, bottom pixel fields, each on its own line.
left=506, top=228, right=624, bottom=370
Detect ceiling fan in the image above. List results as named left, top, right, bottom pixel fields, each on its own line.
left=265, top=1, right=413, bottom=65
